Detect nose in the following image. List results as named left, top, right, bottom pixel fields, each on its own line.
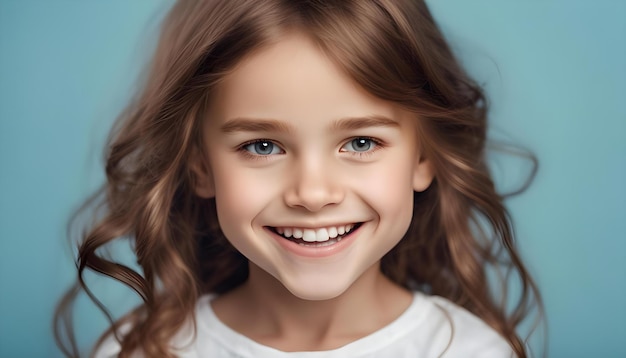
left=283, top=156, right=344, bottom=212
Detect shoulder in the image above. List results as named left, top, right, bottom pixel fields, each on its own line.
left=328, top=292, right=516, bottom=358
left=92, top=321, right=201, bottom=358
left=414, top=293, right=516, bottom=358
left=91, top=323, right=131, bottom=358
left=92, top=296, right=216, bottom=358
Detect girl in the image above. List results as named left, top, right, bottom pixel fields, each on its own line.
left=56, top=0, right=542, bottom=357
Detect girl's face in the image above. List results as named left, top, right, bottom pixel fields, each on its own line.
left=194, top=33, right=433, bottom=300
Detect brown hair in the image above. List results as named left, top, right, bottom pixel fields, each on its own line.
left=55, top=0, right=543, bottom=357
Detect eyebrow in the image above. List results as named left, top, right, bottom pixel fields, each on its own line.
left=331, top=115, right=400, bottom=131
left=219, top=115, right=399, bottom=134
left=220, top=118, right=293, bottom=134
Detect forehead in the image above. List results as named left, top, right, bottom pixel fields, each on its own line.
left=207, top=33, right=412, bottom=126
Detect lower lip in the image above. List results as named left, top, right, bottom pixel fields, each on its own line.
left=267, top=225, right=361, bottom=258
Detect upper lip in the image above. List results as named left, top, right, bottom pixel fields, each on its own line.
left=265, top=222, right=363, bottom=229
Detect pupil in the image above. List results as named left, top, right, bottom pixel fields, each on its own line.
left=353, top=138, right=371, bottom=151
left=255, top=141, right=272, bottom=154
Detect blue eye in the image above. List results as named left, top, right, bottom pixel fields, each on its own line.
left=342, top=137, right=377, bottom=152
left=243, top=140, right=282, bottom=155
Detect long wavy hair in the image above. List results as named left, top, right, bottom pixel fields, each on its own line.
left=55, top=0, right=543, bottom=357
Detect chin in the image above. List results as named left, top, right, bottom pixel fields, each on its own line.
left=277, top=271, right=357, bottom=301
left=285, top=286, right=348, bottom=301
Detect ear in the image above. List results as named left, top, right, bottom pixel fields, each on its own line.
left=413, top=154, right=435, bottom=192
left=189, top=147, right=215, bottom=198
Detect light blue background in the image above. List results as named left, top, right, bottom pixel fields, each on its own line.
left=1, top=1, right=624, bottom=357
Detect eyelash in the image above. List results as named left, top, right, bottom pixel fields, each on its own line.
left=236, top=137, right=385, bottom=160
left=236, top=139, right=283, bottom=161
left=339, top=137, right=384, bottom=159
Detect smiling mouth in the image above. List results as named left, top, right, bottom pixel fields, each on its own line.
left=268, top=223, right=363, bottom=247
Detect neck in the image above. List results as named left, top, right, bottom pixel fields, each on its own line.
left=211, top=262, right=412, bottom=351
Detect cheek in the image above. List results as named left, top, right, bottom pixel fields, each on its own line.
left=216, top=172, right=265, bottom=209
left=354, top=154, right=416, bottom=215
left=210, top=159, right=279, bottom=233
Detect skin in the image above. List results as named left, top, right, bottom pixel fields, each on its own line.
left=192, top=33, right=434, bottom=351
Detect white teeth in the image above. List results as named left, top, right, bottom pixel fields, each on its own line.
left=302, top=229, right=317, bottom=242
left=316, top=228, right=329, bottom=242
left=299, top=238, right=342, bottom=247
left=274, top=224, right=359, bottom=242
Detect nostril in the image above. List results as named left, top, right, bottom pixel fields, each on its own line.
left=283, top=186, right=344, bottom=212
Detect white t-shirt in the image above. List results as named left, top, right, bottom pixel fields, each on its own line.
left=95, top=291, right=515, bottom=357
